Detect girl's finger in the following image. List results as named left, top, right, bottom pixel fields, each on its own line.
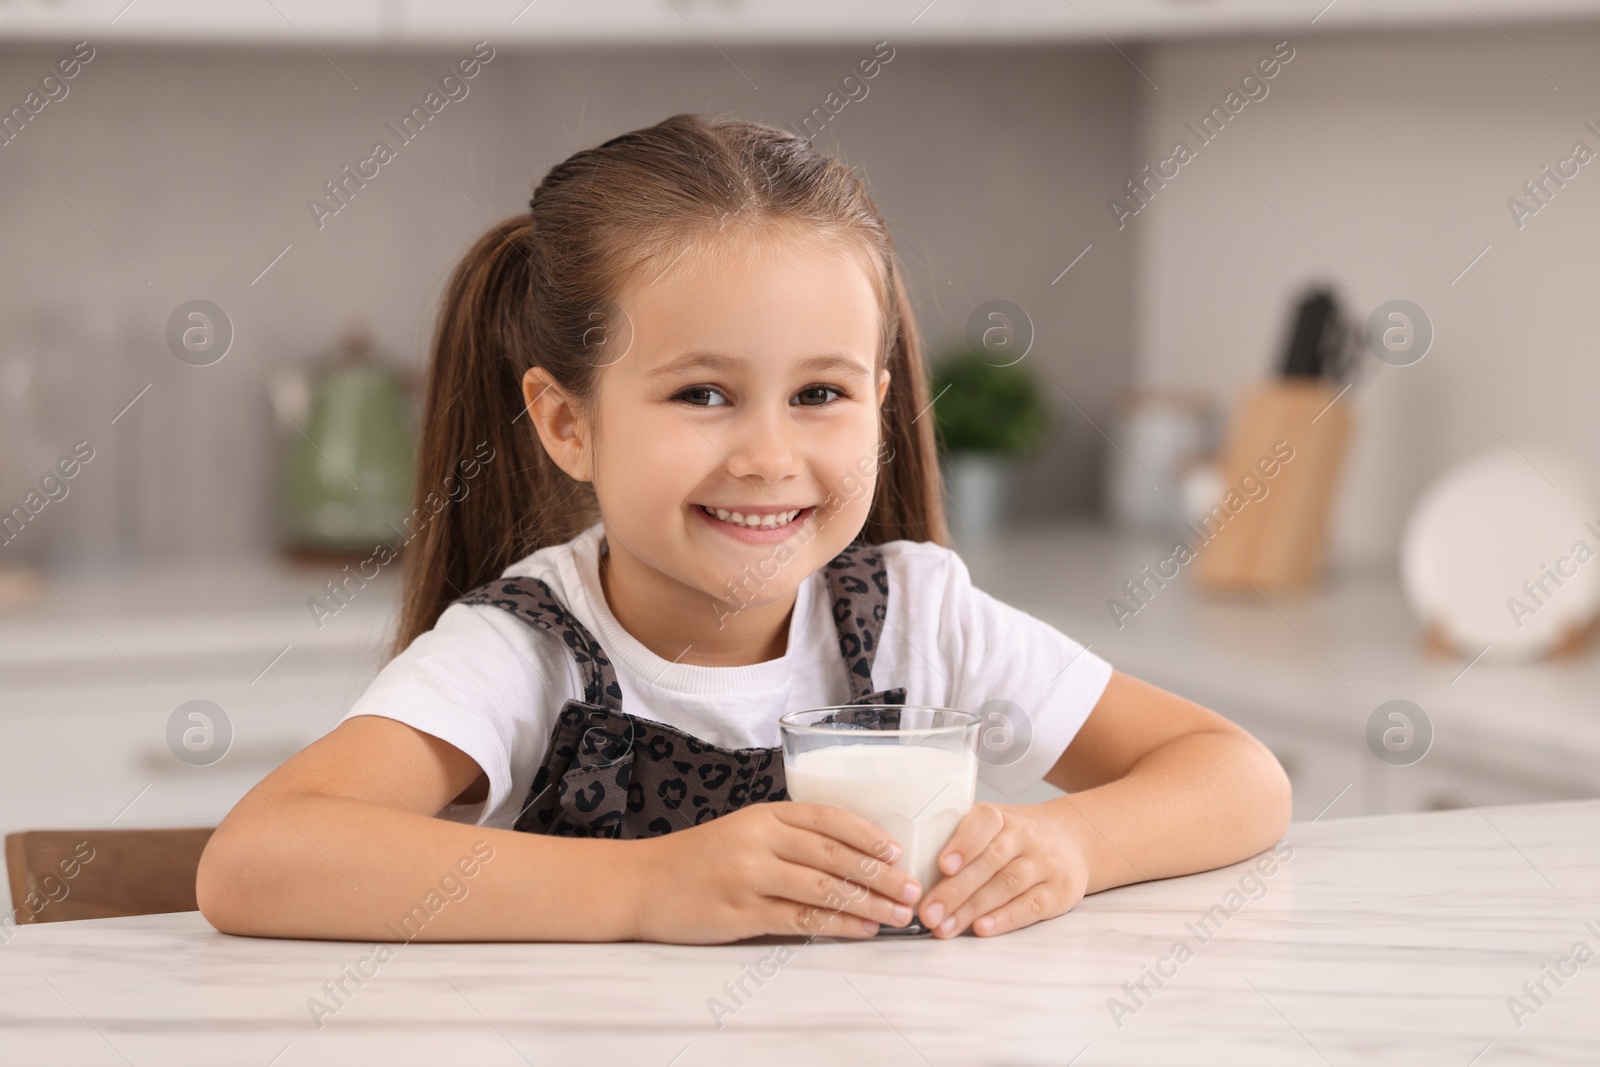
left=768, top=856, right=914, bottom=932
left=933, top=803, right=1006, bottom=880
left=777, top=802, right=903, bottom=868
left=917, top=829, right=1014, bottom=933
left=773, top=895, right=882, bottom=939
left=972, top=881, right=1058, bottom=937
left=766, top=862, right=898, bottom=937
left=771, top=830, right=920, bottom=928
left=773, top=800, right=920, bottom=902
left=932, top=854, right=1042, bottom=937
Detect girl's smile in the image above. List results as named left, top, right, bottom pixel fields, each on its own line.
left=693, top=503, right=818, bottom=544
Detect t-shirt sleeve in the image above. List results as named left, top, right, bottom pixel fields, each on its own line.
left=339, top=601, right=565, bottom=829
left=938, top=549, right=1114, bottom=799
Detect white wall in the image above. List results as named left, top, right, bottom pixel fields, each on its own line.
left=1131, top=26, right=1600, bottom=569
left=0, top=42, right=1138, bottom=564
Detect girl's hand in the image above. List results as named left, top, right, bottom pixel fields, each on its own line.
left=632, top=802, right=926, bottom=945
left=915, top=802, right=1089, bottom=938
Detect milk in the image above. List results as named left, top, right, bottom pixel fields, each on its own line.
left=785, top=743, right=977, bottom=894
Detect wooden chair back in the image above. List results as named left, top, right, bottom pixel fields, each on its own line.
left=5, top=827, right=216, bottom=924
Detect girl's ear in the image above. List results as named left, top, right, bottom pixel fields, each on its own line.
left=522, top=366, right=593, bottom=482
left=877, top=367, right=891, bottom=407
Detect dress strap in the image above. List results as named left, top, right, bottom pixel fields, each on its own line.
left=822, top=538, right=906, bottom=706
left=454, top=577, right=623, bottom=711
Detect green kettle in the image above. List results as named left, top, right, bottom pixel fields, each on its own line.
left=280, top=329, right=415, bottom=556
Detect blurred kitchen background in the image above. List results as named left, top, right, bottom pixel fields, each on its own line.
left=6, top=1, right=1600, bottom=912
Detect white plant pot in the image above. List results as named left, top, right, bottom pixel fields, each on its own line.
left=941, top=452, right=1017, bottom=544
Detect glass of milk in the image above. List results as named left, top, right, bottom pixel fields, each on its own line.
left=778, top=705, right=981, bottom=937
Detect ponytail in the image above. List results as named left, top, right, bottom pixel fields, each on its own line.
left=864, top=259, right=949, bottom=544
left=390, top=216, right=597, bottom=657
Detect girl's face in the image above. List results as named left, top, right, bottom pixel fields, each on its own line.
left=535, top=232, right=890, bottom=617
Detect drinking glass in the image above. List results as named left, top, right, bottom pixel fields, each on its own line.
left=778, top=705, right=980, bottom=937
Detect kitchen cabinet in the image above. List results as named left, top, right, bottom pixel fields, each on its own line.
left=3, top=0, right=1600, bottom=44
left=0, top=0, right=388, bottom=40
left=0, top=663, right=369, bottom=844
left=1362, top=757, right=1591, bottom=815
left=958, top=521, right=1600, bottom=821
left=1234, top=708, right=1587, bottom=822
left=0, top=554, right=395, bottom=913
left=0, top=659, right=377, bottom=915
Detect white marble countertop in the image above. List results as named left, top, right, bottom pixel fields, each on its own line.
left=3, top=799, right=1597, bottom=1065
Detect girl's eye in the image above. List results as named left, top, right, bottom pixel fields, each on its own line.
left=794, top=385, right=844, bottom=406
left=672, top=385, right=847, bottom=407
left=672, top=386, right=728, bottom=407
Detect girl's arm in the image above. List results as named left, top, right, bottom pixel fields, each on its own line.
left=1038, top=669, right=1292, bottom=892
left=198, top=715, right=923, bottom=944
left=196, top=715, right=648, bottom=942
left=914, top=669, right=1292, bottom=938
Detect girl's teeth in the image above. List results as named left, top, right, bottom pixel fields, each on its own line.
left=702, top=506, right=801, bottom=528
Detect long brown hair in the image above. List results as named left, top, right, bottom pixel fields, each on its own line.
left=392, top=112, right=948, bottom=657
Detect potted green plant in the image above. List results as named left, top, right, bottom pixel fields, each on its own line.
left=930, top=348, right=1051, bottom=543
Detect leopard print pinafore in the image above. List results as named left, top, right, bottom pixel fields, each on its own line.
left=452, top=536, right=907, bottom=840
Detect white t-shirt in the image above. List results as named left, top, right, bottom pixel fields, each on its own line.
left=341, top=521, right=1113, bottom=827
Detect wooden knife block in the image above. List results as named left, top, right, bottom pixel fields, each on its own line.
left=1193, top=380, right=1352, bottom=592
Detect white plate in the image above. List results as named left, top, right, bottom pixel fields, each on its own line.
left=1401, top=448, right=1600, bottom=662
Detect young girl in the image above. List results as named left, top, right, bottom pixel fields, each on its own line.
left=197, top=113, right=1290, bottom=945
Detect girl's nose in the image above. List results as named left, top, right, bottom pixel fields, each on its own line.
left=722, top=407, right=800, bottom=481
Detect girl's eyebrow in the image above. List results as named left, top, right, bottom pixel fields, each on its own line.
left=645, top=351, right=870, bottom=381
